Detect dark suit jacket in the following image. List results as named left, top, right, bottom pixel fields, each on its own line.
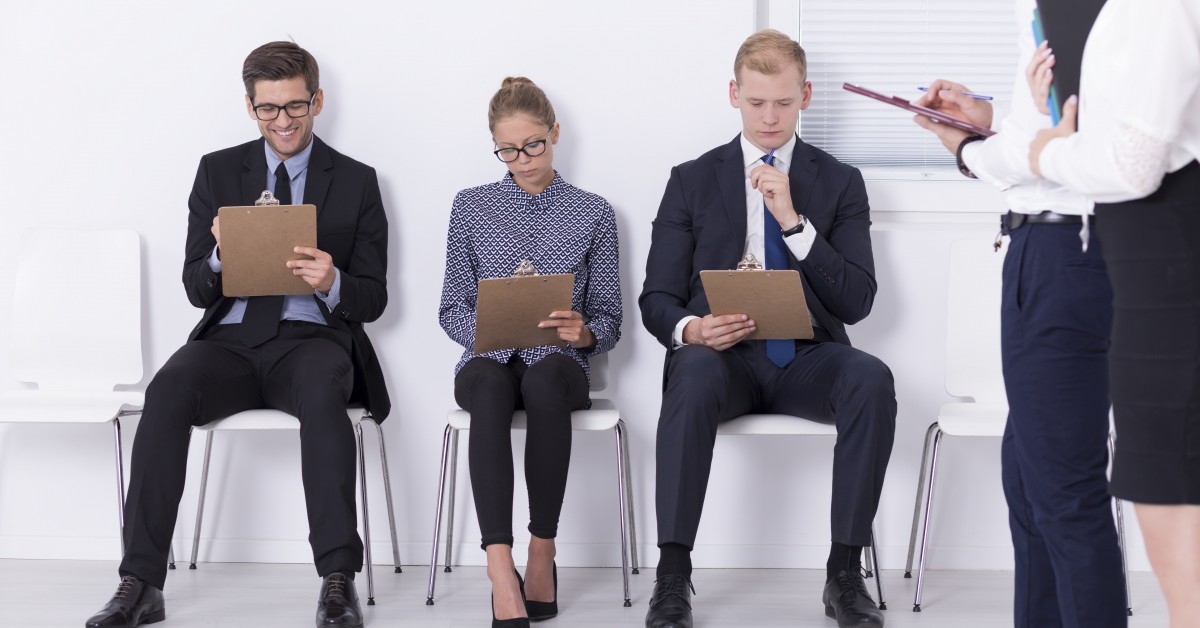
left=181, top=136, right=392, bottom=420
left=639, top=134, right=877, bottom=348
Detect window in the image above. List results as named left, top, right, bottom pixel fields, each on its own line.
left=798, top=1, right=1018, bottom=169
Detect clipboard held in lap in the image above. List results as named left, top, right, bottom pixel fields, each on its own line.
left=473, top=260, right=575, bottom=354
left=701, top=254, right=814, bottom=340
left=218, top=190, right=317, bottom=297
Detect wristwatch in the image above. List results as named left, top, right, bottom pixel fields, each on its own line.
left=956, top=135, right=985, bottom=179
left=781, top=214, right=807, bottom=237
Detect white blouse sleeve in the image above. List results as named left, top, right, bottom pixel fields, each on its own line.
left=1038, top=0, right=1200, bottom=202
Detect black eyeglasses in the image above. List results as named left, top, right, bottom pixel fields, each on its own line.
left=252, top=94, right=316, bottom=121
left=493, top=136, right=551, bottom=163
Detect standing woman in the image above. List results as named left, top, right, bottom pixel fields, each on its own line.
left=1029, top=1, right=1200, bottom=625
left=438, top=76, right=622, bottom=627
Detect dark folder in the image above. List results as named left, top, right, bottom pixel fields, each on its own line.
left=1033, top=0, right=1108, bottom=126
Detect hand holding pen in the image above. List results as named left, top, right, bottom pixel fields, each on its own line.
left=913, top=79, right=995, bottom=129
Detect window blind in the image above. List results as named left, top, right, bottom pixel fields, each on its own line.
left=799, top=1, right=1018, bottom=168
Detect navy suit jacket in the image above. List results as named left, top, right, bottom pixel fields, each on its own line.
left=639, top=134, right=877, bottom=348
left=181, top=136, right=392, bottom=420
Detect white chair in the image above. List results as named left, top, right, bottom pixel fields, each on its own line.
left=425, top=353, right=639, bottom=607
left=716, top=414, right=887, bottom=609
left=904, top=238, right=1130, bottom=614
left=0, top=228, right=144, bottom=553
left=186, top=407, right=400, bottom=606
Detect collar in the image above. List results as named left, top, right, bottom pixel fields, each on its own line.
left=264, top=135, right=315, bottom=180
left=499, top=171, right=568, bottom=204
left=740, top=132, right=798, bottom=170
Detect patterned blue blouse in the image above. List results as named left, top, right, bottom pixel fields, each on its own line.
left=438, top=171, right=622, bottom=383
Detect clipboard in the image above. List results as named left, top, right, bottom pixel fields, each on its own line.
left=218, top=190, right=318, bottom=297
left=1033, top=1, right=1107, bottom=127
left=843, top=82, right=997, bottom=138
left=700, top=254, right=814, bottom=340
left=473, top=261, right=575, bottom=354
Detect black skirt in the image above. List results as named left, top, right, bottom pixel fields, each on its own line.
left=1096, top=159, right=1200, bottom=504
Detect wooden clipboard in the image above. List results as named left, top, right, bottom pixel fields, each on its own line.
left=701, top=268, right=814, bottom=340
left=474, top=272, right=575, bottom=354
left=217, top=191, right=317, bottom=297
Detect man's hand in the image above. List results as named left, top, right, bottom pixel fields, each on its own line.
left=288, top=246, right=336, bottom=293
left=749, top=165, right=801, bottom=230
left=683, top=314, right=755, bottom=352
left=912, top=79, right=994, bottom=154
left=539, top=310, right=595, bottom=349
left=1030, top=95, right=1077, bottom=177
left=1026, top=41, right=1055, bottom=116
left=210, top=216, right=221, bottom=252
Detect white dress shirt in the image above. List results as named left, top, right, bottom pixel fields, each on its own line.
left=672, top=133, right=817, bottom=345
left=959, top=0, right=1092, bottom=217
left=1038, top=0, right=1200, bottom=203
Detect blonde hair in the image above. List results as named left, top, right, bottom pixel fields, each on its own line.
left=733, top=29, right=807, bottom=83
left=487, top=77, right=557, bottom=133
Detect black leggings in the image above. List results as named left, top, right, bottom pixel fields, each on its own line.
left=454, top=353, right=589, bottom=549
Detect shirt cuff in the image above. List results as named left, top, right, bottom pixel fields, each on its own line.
left=1036, top=138, right=1067, bottom=186
left=672, top=315, right=699, bottom=348
left=784, top=224, right=817, bottom=260
left=316, top=268, right=342, bottom=311
left=207, top=246, right=222, bottom=273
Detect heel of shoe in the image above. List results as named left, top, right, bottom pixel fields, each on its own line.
left=141, top=608, right=167, bottom=624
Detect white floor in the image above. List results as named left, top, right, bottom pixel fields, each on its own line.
left=1, top=559, right=1167, bottom=627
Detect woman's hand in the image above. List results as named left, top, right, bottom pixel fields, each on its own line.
left=540, top=310, right=595, bottom=349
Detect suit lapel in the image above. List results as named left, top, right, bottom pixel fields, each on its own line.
left=241, top=138, right=268, bottom=204
left=787, top=136, right=819, bottom=219
left=306, top=136, right=333, bottom=215
left=716, top=136, right=747, bottom=251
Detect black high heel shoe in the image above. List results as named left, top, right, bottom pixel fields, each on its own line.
left=492, top=570, right=530, bottom=628
left=525, top=561, right=558, bottom=621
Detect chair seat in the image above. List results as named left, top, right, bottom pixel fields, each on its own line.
left=447, top=397, right=618, bottom=431
left=195, top=407, right=367, bottom=432
left=0, top=390, right=145, bottom=423
left=716, top=413, right=838, bottom=436
left=936, top=402, right=1008, bottom=437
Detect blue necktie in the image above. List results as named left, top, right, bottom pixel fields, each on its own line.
left=761, top=153, right=795, bottom=368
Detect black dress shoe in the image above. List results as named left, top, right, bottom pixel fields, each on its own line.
left=525, top=561, right=558, bottom=621
left=493, top=570, right=530, bottom=628
left=645, top=574, right=694, bottom=628
left=822, top=570, right=884, bottom=627
left=315, top=573, right=363, bottom=628
left=85, top=575, right=165, bottom=627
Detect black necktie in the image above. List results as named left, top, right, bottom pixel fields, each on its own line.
left=761, top=154, right=796, bottom=368
left=235, top=163, right=290, bottom=347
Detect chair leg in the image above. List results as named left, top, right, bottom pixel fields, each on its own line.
left=168, top=546, right=175, bottom=570
left=190, top=431, right=215, bottom=569
left=906, top=422, right=940, bottom=578
left=367, top=418, right=402, bottom=573
left=1110, top=434, right=1132, bottom=616
left=614, top=421, right=632, bottom=607
left=426, top=425, right=454, bottom=605
left=112, top=418, right=126, bottom=555
left=864, top=540, right=874, bottom=578
left=913, top=428, right=945, bottom=612
left=870, top=525, right=885, bottom=610
left=355, top=423, right=376, bottom=606
left=444, top=429, right=460, bottom=572
left=619, top=419, right=639, bottom=575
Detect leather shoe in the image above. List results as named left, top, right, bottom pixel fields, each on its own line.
left=85, top=575, right=165, bottom=627
left=822, top=570, right=884, bottom=627
left=645, top=573, right=694, bottom=628
left=315, top=573, right=362, bottom=627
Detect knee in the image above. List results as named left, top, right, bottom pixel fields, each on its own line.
left=666, top=345, right=728, bottom=392
left=845, top=354, right=895, bottom=401
left=520, top=355, right=580, bottom=402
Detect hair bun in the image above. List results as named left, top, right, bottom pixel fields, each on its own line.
left=501, top=76, right=535, bottom=89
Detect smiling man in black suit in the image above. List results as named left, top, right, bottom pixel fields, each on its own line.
left=639, top=29, right=895, bottom=628
left=85, top=41, right=389, bottom=628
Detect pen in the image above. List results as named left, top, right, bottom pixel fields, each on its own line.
left=917, top=86, right=993, bottom=101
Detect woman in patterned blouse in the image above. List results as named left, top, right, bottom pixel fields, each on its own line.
left=438, top=76, right=622, bottom=628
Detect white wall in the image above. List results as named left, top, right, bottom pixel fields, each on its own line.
left=0, top=0, right=1148, bottom=574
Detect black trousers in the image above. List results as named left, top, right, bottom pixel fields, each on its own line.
left=119, top=322, right=359, bottom=590
left=655, top=335, right=896, bottom=549
left=454, top=354, right=589, bottom=549
left=1000, top=223, right=1127, bottom=627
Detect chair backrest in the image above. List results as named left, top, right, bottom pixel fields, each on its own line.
left=944, top=237, right=1006, bottom=405
left=588, top=352, right=609, bottom=393
left=10, top=228, right=143, bottom=391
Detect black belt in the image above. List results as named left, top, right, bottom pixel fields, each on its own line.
left=1000, top=210, right=1083, bottom=235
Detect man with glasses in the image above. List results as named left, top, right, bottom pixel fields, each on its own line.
left=640, top=29, right=894, bottom=628
left=85, top=41, right=389, bottom=628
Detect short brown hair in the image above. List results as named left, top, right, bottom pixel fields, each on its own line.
left=242, top=41, right=319, bottom=101
left=487, top=77, right=556, bottom=133
left=734, top=29, right=807, bottom=83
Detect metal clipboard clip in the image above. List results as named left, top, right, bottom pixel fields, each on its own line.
left=735, top=253, right=763, bottom=270
left=513, top=259, right=540, bottom=277
left=254, top=190, right=281, bottom=206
